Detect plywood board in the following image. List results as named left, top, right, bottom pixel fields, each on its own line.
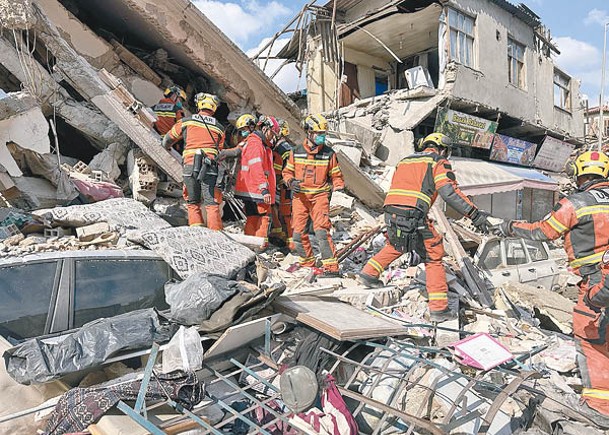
left=273, top=296, right=406, bottom=341
left=204, top=315, right=280, bottom=360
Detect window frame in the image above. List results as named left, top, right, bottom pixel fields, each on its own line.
left=507, top=37, right=526, bottom=89
left=447, top=7, right=476, bottom=68
left=553, top=69, right=571, bottom=112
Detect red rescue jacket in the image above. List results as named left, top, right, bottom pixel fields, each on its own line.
left=234, top=132, right=276, bottom=204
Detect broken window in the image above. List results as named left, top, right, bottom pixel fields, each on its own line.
left=523, top=240, right=549, bottom=262
left=505, top=239, right=528, bottom=266
left=508, top=38, right=525, bottom=89
left=553, top=69, right=571, bottom=111
left=448, top=8, right=475, bottom=68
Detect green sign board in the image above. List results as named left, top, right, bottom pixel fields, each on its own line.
left=434, top=108, right=498, bottom=149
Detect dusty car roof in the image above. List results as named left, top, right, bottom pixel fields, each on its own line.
left=0, top=248, right=164, bottom=266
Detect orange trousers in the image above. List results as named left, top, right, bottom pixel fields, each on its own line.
left=291, top=192, right=338, bottom=272
left=244, top=200, right=271, bottom=240
left=182, top=183, right=223, bottom=230
left=361, top=218, right=447, bottom=312
left=574, top=269, right=609, bottom=415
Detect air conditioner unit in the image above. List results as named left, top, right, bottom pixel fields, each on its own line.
left=405, top=66, right=433, bottom=89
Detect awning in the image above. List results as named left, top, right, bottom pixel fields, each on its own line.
left=450, top=158, right=558, bottom=196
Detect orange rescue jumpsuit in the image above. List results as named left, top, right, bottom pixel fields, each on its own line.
left=152, top=97, right=184, bottom=136
left=283, top=140, right=344, bottom=272
left=270, top=138, right=293, bottom=245
left=509, top=178, right=609, bottom=415
left=361, top=147, right=478, bottom=314
left=166, top=110, right=224, bottom=229
left=234, top=132, right=276, bottom=240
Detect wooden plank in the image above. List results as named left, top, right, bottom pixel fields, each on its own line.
left=272, top=296, right=406, bottom=341
left=91, top=93, right=183, bottom=182
left=203, top=315, right=280, bottom=360
left=336, top=150, right=386, bottom=210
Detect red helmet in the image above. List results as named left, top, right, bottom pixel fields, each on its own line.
left=258, top=115, right=281, bottom=136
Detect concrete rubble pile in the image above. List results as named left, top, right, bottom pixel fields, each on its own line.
left=0, top=2, right=605, bottom=435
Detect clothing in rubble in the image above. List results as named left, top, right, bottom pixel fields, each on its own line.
left=164, top=108, right=225, bottom=229
left=282, top=139, right=344, bottom=272
left=361, top=145, right=481, bottom=316
left=270, top=137, right=294, bottom=246
left=507, top=176, right=609, bottom=416
left=44, top=371, right=203, bottom=435
left=152, top=96, right=184, bottom=136
left=234, top=119, right=279, bottom=242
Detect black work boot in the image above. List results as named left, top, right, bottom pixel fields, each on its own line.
left=429, top=308, right=458, bottom=323
left=358, top=272, right=384, bottom=288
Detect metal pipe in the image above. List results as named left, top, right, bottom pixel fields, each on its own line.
left=600, top=22, right=608, bottom=151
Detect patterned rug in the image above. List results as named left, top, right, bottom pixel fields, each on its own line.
left=128, top=226, right=255, bottom=280
left=42, top=198, right=171, bottom=234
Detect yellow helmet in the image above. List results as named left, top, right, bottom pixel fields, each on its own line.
left=236, top=113, right=256, bottom=130
left=419, top=132, right=452, bottom=149
left=195, top=92, right=220, bottom=112
left=303, top=114, right=328, bottom=132
left=278, top=119, right=290, bottom=137
left=164, top=85, right=186, bottom=101
left=572, top=151, right=609, bottom=178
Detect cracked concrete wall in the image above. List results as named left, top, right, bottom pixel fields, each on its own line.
left=446, top=0, right=584, bottom=139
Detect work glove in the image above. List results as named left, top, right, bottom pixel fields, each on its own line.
left=492, top=220, right=513, bottom=237
left=583, top=292, right=603, bottom=313
left=261, top=189, right=272, bottom=204
left=470, top=209, right=493, bottom=233
left=290, top=179, right=302, bottom=193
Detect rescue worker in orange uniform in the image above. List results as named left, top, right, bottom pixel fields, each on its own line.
left=269, top=119, right=294, bottom=247
left=163, top=93, right=224, bottom=230
left=359, top=133, right=494, bottom=321
left=234, top=115, right=280, bottom=241
left=283, top=114, right=344, bottom=276
left=152, top=86, right=186, bottom=136
left=494, top=151, right=609, bottom=417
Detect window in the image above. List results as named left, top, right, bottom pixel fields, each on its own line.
left=523, top=240, right=549, bottom=262
left=479, top=239, right=502, bottom=270
left=73, top=259, right=171, bottom=328
left=554, top=70, right=571, bottom=111
left=505, top=239, right=528, bottom=266
left=0, top=261, right=59, bottom=340
left=448, top=8, right=475, bottom=67
left=508, top=38, right=525, bottom=88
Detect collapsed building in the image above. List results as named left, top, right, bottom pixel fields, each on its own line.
left=0, top=0, right=605, bottom=434
left=264, top=0, right=585, bottom=220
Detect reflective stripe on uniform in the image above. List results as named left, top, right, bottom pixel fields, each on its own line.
left=576, top=205, right=609, bottom=219
left=285, top=163, right=295, bottom=170
left=155, top=112, right=177, bottom=117
left=583, top=388, right=609, bottom=400
left=300, top=186, right=331, bottom=194
left=183, top=148, right=218, bottom=157
left=570, top=251, right=605, bottom=268
left=321, top=258, right=338, bottom=265
left=294, top=158, right=329, bottom=166
left=248, top=157, right=262, bottom=165
left=368, top=258, right=384, bottom=274
left=428, top=292, right=448, bottom=300
left=329, top=166, right=341, bottom=175
left=434, top=173, right=449, bottom=183
left=386, top=189, right=431, bottom=205
left=546, top=215, right=568, bottom=233
left=397, top=157, right=435, bottom=167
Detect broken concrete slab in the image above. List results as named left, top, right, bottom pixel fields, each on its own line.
left=341, top=117, right=382, bottom=156
left=376, top=128, right=415, bottom=167
left=336, top=150, right=386, bottom=210
left=127, top=148, right=159, bottom=205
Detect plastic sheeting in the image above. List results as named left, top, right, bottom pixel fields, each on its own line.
left=164, top=273, right=241, bottom=325
left=3, top=309, right=176, bottom=385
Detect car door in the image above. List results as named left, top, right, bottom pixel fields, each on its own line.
left=475, top=238, right=517, bottom=287
left=521, top=239, right=558, bottom=290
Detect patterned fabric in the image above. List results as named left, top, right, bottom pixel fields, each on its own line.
left=128, top=226, right=255, bottom=280
left=44, top=198, right=171, bottom=235
left=44, top=371, right=204, bottom=435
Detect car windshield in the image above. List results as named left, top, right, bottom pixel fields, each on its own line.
left=0, top=261, right=58, bottom=340
left=73, top=259, right=170, bottom=328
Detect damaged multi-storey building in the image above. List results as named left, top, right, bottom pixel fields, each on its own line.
left=269, top=0, right=584, bottom=221
left=0, top=0, right=303, bottom=209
